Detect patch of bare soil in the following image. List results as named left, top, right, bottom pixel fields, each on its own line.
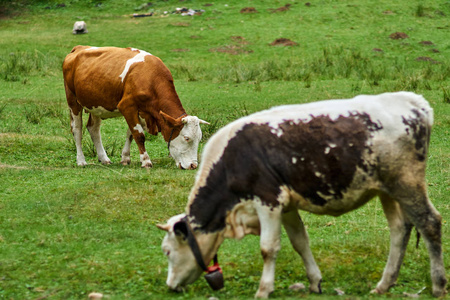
left=230, top=36, right=248, bottom=44
left=269, top=38, right=298, bottom=46
left=416, top=57, right=441, bottom=64
left=389, top=32, right=409, bottom=39
left=419, top=41, right=434, bottom=45
left=268, top=4, right=291, bottom=13
left=372, top=48, right=383, bottom=52
left=209, top=45, right=253, bottom=55
left=240, top=7, right=258, bottom=14
left=210, top=36, right=253, bottom=55
left=171, top=22, right=190, bottom=27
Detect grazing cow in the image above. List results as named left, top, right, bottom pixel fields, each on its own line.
left=63, top=46, right=209, bottom=169
left=158, top=92, right=447, bottom=298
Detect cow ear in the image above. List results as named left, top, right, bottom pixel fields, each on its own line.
left=160, top=111, right=182, bottom=127
left=156, top=223, right=170, bottom=231
left=173, top=220, right=189, bottom=239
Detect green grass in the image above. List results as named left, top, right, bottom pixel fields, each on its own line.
left=0, top=0, right=449, bottom=299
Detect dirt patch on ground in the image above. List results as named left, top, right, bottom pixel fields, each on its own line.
left=419, top=41, right=434, bottom=45
left=231, top=36, right=249, bottom=44
left=240, top=7, right=258, bottom=14
left=389, top=32, right=409, bottom=39
left=209, top=44, right=253, bottom=55
left=416, top=56, right=441, bottom=64
left=269, top=38, right=298, bottom=46
left=210, top=36, right=253, bottom=55
left=268, top=4, right=291, bottom=13
left=171, top=22, right=190, bottom=27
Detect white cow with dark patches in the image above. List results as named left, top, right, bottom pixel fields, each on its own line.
left=158, top=92, right=447, bottom=298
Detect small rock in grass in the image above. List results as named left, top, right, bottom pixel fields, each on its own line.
left=289, top=282, right=306, bottom=291
left=88, top=292, right=103, bottom=299
left=334, top=288, right=345, bottom=296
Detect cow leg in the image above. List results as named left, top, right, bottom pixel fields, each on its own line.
left=86, top=114, right=111, bottom=165
left=117, top=100, right=152, bottom=168
left=395, top=190, right=446, bottom=297
left=254, top=203, right=283, bottom=298
left=70, top=109, right=87, bottom=166
left=282, top=210, right=322, bottom=293
left=121, top=128, right=133, bottom=165
left=372, top=193, right=413, bottom=294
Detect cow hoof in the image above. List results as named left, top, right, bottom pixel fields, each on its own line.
left=77, top=161, right=88, bottom=167
left=141, top=162, right=153, bottom=168
left=101, top=160, right=112, bottom=165
left=370, top=288, right=383, bottom=295
left=310, top=280, right=322, bottom=294
left=120, top=159, right=131, bottom=166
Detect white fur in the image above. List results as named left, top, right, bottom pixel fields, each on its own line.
left=119, top=49, right=152, bottom=82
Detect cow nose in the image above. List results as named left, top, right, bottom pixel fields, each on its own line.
left=189, top=163, right=197, bottom=170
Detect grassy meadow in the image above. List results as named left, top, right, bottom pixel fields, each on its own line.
left=0, top=0, right=449, bottom=299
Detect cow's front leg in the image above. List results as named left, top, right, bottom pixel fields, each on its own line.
left=86, top=114, right=111, bottom=165
left=255, top=203, right=282, bottom=298
left=70, top=110, right=87, bottom=166
left=121, top=128, right=133, bottom=165
left=118, top=100, right=152, bottom=168
left=372, top=194, right=413, bottom=295
left=282, top=210, right=322, bottom=294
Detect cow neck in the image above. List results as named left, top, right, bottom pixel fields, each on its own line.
left=183, top=217, right=220, bottom=273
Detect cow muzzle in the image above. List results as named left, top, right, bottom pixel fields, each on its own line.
left=178, top=162, right=198, bottom=170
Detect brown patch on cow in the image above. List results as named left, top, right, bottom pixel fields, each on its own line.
left=189, top=113, right=382, bottom=233
left=389, top=32, right=409, bottom=39
left=171, top=48, right=190, bottom=52
left=419, top=41, right=434, bottom=45
left=402, top=109, right=430, bottom=161
left=269, top=38, right=298, bottom=47
left=268, top=4, right=291, bottom=13
left=240, top=7, right=258, bottom=14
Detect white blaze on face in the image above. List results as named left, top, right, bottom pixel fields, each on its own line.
left=169, top=116, right=203, bottom=170
left=119, top=49, right=152, bottom=82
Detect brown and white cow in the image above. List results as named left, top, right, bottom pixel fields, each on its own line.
left=63, top=46, right=209, bottom=169
left=158, top=92, right=447, bottom=298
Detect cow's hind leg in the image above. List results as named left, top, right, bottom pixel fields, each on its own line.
left=372, top=193, right=413, bottom=294
left=255, top=203, right=283, bottom=298
left=396, top=189, right=446, bottom=297
left=86, top=114, right=111, bottom=165
left=121, top=128, right=133, bottom=165
left=282, top=210, right=322, bottom=294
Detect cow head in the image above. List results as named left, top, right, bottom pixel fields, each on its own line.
left=157, top=214, right=224, bottom=291
left=157, top=214, right=203, bottom=291
left=160, top=111, right=209, bottom=170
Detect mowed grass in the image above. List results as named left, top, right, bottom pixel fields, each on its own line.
left=0, top=0, right=449, bottom=299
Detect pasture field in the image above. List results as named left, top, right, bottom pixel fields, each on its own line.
left=0, top=0, right=449, bottom=299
